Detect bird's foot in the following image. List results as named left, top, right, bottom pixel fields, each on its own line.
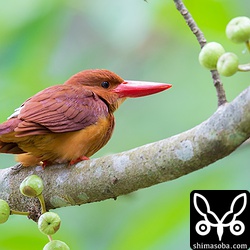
left=41, top=160, right=52, bottom=169
left=11, top=163, right=24, bottom=172
left=69, top=156, right=90, bottom=166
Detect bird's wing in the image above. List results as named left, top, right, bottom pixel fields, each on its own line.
left=9, top=84, right=109, bottom=136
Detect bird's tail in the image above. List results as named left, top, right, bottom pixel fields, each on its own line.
left=0, top=118, right=25, bottom=154
left=0, top=118, right=20, bottom=135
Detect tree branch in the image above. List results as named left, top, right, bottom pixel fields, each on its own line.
left=173, top=0, right=206, bottom=48
left=173, top=0, right=227, bottom=106
left=0, top=86, right=249, bottom=212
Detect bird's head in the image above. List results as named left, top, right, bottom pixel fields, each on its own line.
left=64, top=69, right=172, bottom=112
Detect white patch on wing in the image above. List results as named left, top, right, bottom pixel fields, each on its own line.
left=7, top=106, right=23, bottom=119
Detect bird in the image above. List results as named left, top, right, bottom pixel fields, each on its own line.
left=0, top=69, right=172, bottom=168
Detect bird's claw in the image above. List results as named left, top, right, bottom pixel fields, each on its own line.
left=41, top=160, right=51, bottom=169
left=69, top=156, right=90, bottom=166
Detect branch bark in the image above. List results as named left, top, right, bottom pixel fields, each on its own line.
left=0, top=86, right=249, bottom=212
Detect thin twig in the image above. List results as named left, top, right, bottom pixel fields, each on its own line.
left=173, top=0, right=227, bottom=106
left=173, top=0, right=206, bottom=47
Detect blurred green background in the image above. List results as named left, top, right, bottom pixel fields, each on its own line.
left=0, top=0, right=249, bottom=249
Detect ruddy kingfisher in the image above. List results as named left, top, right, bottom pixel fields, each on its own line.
left=0, top=69, right=172, bottom=168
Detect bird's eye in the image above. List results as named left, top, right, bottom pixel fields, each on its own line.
left=101, top=81, right=110, bottom=89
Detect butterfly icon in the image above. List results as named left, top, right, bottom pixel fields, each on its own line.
left=193, top=192, right=247, bottom=241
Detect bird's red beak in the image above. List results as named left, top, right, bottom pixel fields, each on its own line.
left=112, top=80, right=172, bottom=98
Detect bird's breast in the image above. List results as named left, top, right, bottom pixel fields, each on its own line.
left=15, top=115, right=115, bottom=164
left=54, top=115, right=115, bottom=161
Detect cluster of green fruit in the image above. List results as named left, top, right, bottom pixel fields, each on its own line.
left=0, top=175, right=70, bottom=250
left=199, top=16, right=250, bottom=76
